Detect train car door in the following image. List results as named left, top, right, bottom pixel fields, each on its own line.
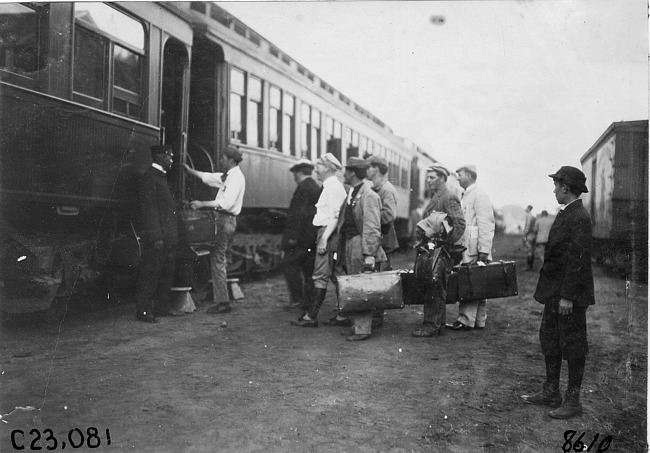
left=161, top=38, right=190, bottom=199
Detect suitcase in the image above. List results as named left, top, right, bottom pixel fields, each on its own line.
left=178, top=210, right=215, bottom=244
left=401, top=271, right=429, bottom=305
left=447, top=261, right=518, bottom=302
left=336, top=270, right=408, bottom=313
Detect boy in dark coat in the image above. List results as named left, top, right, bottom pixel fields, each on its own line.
left=521, top=166, right=595, bottom=419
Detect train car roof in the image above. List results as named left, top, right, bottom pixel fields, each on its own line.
left=580, top=119, right=648, bottom=163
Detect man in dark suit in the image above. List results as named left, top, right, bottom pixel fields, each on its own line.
left=135, top=144, right=179, bottom=323
left=281, top=158, right=321, bottom=309
left=521, top=166, right=595, bottom=419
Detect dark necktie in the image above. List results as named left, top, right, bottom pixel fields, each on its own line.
left=221, top=172, right=228, bottom=183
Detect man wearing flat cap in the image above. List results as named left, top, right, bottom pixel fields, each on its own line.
left=184, top=145, right=246, bottom=314
left=521, top=165, right=594, bottom=420
left=281, top=159, right=321, bottom=309
left=447, top=164, right=495, bottom=331
left=412, top=164, right=465, bottom=338
left=366, top=154, right=398, bottom=329
left=330, top=157, right=386, bottom=341
left=135, top=144, right=180, bottom=323
left=292, top=153, right=346, bottom=328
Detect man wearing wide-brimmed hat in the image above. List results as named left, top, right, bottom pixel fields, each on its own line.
left=281, top=158, right=321, bottom=309
left=521, top=165, right=595, bottom=420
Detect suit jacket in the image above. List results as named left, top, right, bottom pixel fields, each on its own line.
left=138, top=166, right=179, bottom=245
left=533, top=199, right=595, bottom=307
left=336, top=183, right=386, bottom=262
left=423, top=184, right=466, bottom=245
left=372, top=177, right=399, bottom=253
left=282, top=177, right=321, bottom=249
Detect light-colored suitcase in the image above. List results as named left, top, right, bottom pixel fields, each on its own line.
left=336, top=270, right=408, bottom=313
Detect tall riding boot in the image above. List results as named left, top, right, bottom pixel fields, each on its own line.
left=308, top=288, right=328, bottom=321
left=521, top=356, right=562, bottom=407
left=527, top=256, right=535, bottom=270
left=549, top=357, right=585, bottom=419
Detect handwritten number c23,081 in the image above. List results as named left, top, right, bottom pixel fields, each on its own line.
left=10, top=427, right=111, bottom=450
left=563, top=430, right=612, bottom=452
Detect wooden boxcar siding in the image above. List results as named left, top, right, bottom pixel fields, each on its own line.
left=582, top=134, right=615, bottom=239
left=1, top=84, right=158, bottom=207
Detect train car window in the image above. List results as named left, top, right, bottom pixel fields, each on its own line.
left=230, top=67, right=245, bottom=142
left=0, top=3, right=47, bottom=88
left=73, top=27, right=106, bottom=104
left=359, top=136, right=368, bottom=157
left=301, top=103, right=311, bottom=158
left=269, top=85, right=281, bottom=150
left=282, top=92, right=295, bottom=155
left=247, top=75, right=263, bottom=147
left=401, top=157, right=409, bottom=189
left=310, top=109, right=321, bottom=159
left=73, top=3, right=145, bottom=119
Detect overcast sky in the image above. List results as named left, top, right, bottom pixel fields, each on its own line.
left=217, top=0, right=648, bottom=212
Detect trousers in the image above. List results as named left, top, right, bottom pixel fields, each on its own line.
left=210, top=212, right=237, bottom=304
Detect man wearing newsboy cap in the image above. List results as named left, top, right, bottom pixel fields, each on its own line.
left=329, top=157, right=386, bottom=341
left=521, top=165, right=594, bottom=420
left=281, top=159, right=321, bottom=309
left=411, top=163, right=465, bottom=338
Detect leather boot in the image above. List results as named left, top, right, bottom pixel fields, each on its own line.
left=548, top=388, right=583, bottom=419
left=308, top=288, right=327, bottom=320
left=521, top=382, right=561, bottom=407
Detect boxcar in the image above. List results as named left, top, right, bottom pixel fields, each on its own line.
left=580, top=120, right=648, bottom=281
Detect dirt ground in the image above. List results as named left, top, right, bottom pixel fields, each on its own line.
left=0, top=234, right=646, bottom=453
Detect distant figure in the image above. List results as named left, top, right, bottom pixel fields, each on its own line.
left=184, top=145, right=246, bottom=315
left=523, top=205, right=537, bottom=270
left=447, top=164, right=495, bottom=331
left=521, top=166, right=594, bottom=420
left=533, top=210, right=555, bottom=266
left=135, top=144, right=179, bottom=323
left=281, top=159, right=321, bottom=309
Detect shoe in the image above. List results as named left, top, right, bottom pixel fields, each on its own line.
left=206, top=303, right=232, bottom=314
left=324, top=316, right=352, bottom=327
left=548, top=389, right=583, bottom=419
left=475, top=325, right=485, bottom=330
left=137, top=313, right=158, bottom=323
left=520, top=382, right=562, bottom=408
left=346, top=334, right=371, bottom=341
left=291, top=317, right=318, bottom=328
left=446, top=321, right=472, bottom=331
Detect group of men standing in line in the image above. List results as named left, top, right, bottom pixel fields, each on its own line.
left=135, top=142, right=594, bottom=419
left=286, top=153, right=498, bottom=341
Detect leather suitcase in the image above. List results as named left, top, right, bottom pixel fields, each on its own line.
left=448, top=261, right=518, bottom=302
left=178, top=210, right=215, bottom=244
left=336, top=270, right=407, bottom=313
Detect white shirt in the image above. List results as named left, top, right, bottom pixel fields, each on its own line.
left=312, top=175, right=346, bottom=227
left=195, top=166, right=246, bottom=215
left=151, top=163, right=166, bottom=174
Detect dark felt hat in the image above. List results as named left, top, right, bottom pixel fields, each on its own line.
left=367, top=155, right=388, bottom=168
left=345, top=157, right=370, bottom=170
left=548, top=166, right=588, bottom=193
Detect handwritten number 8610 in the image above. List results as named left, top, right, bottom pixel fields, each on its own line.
left=563, top=430, right=612, bottom=452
